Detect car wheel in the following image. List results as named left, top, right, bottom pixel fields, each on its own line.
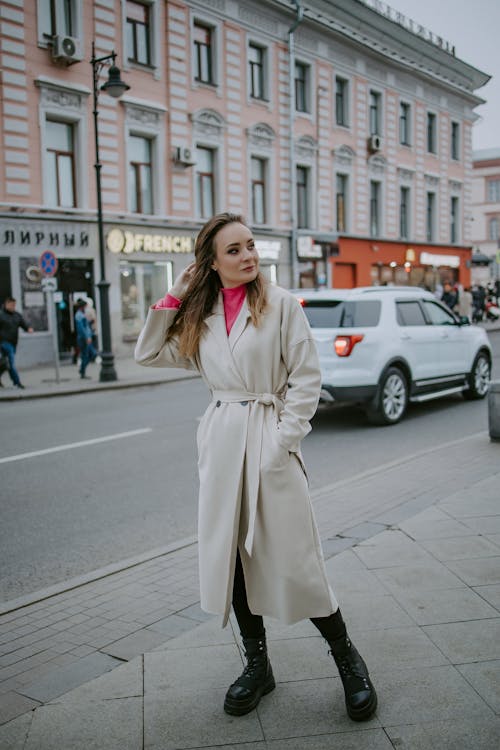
left=367, top=367, right=408, bottom=425
left=463, top=351, right=490, bottom=400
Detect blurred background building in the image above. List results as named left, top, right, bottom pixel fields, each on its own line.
left=471, top=148, right=500, bottom=286
left=0, top=0, right=490, bottom=364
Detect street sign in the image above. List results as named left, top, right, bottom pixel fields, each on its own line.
left=39, top=250, right=58, bottom=277
left=41, top=277, right=58, bottom=292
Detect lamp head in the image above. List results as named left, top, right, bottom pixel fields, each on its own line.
left=101, top=65, right=130, bottom=98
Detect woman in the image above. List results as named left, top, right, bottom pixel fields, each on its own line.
left=135, top=213, right=377, bottom=721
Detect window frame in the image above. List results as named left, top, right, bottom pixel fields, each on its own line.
left=399, top=185, right=410, bottom=240
left=451, top=121, right=460, bottom=161
left=426, top=111, right=437, bottom=154
left=248, top=41, right=268, bottom=102
left=192, top=19, right=216, bottom=86
left=335, top=76, right=350, bottom=127
left=399, top=101, right=411, bottom=146
left=335, top=172, right=349, bottom=233
left=294, top=60, right=311, bottom=115
left=450, top=195, right=459, bottom=244
left=46, top=119, right=77, bottom=208
left=369, top=180, right=381, bottom=237
left=128, top=134, right=153, bottom=214
left=37, top=0, right=82, bottom=45
left=195, top=145, right=216, bottom=219
left=487, top=179, right=500, bottom=203
left=426, top=191, right=436, bottom=242
left=369, top=89, right=382, bottom=136
left=250, top=155, right=268, bottom=225
left=296, top=164, right=311, bottom=228
left=489, top=217, right=499, bottom=242
left=126, top=0, right=152, bottom=67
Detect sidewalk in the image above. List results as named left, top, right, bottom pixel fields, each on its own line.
left=0, top=431, right=499, bottom=748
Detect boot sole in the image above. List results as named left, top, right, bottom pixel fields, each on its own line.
left=223, top=675, right=276, bottom=716
left=346, top=687, right=378, bottom=722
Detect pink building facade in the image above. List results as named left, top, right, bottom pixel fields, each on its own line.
left=0, top=0, right=489, bottom=364
left=471, top=148, right=500, bottom=285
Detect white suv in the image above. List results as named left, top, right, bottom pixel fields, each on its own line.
left=296, top=286, right=492, bottom=425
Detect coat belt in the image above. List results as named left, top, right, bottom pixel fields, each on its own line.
left=211, top=389, right=285, bottom=556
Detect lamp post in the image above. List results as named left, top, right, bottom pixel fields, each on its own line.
left=91, top=42, right=129, bottom=381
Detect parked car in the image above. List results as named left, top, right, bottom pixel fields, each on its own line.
left=295, top=286, right=492, bottom=425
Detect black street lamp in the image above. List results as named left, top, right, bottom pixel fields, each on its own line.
left=91, top=42, right=129, bottom=381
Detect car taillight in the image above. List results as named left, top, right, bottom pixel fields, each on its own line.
left=334, top=334, right=364, bottom=357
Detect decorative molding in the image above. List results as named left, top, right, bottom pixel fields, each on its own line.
left=368, top=154, right=387, bottom=175
left=36, top=80, right=89, bottom=112
left=333, top=144, right=356, bottom=167
left=295, top=135, right=318, bottom=159
left=246, top=122, right=276, bottom=149
left=122, top=103, right=165, bottom=128
left=449, top=179, right=462, bottom=192
left=190, top=108, right=226, bottom=139
left=238, top=4, right=278, bottom=34
left=425, top=173, right=440, bottom=187
left=397, top=167, right=415, bottom=182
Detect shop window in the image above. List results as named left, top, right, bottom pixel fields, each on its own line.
left=249, top=43, right=267, bottom=101
left=46, top=119, right=76, bottom=208
left=196, top=146, right=215, bottom=219
left=335, top=77, right=349, bottom=127
left=0, top=258, right=12, bottom=306
left=426, top=192, right=435, bottom=242
left=126, top=0, right=151, bottom=66
left=369, top=90, right=382, bottom=136
left=370, top=181, right=380, bottom=237
left=128, top=135, right=153, bottom=214
left=296, top=165, right=310, bottom=228
left=450, top=196, right=459, bottom=244
left=489, top=217, right=499, bottom=241
left=193, top=21, right=215, bottom=85
left=427, top=112, right=437, bottom=154
left=451, top=121, right=460, bottom=161
left=295, top=61, right=310, bottom=114
left=336, top=173, right=348, bottom=232
left=251, top=157, right=267, bottom=224
left=399, top=186, right=410, bottom=239
left=487, top=179, right=500, bottom=202
left=120, top=260, right=172, bottom=340
left=399, top=102, right=411, bottom=146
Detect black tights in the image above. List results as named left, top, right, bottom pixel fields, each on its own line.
left=232, top=550, right=347, bottom=643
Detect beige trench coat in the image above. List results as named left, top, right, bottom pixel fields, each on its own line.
left=134, top=283, right=338, bottom=625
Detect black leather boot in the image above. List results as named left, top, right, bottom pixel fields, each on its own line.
left=329, top=635, right=377, bottom=721
left=224, top=636, right=276, bottom=716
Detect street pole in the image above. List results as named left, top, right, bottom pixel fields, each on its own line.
left=90, top=43, right=129, bottom=382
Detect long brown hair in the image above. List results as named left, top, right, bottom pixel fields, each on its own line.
left=167, top=213, right=268, bottom=357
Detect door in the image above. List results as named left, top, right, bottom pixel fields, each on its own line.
left=421, top=299, right=470, bottom=377
left=395, top=299, right=441, bottom=382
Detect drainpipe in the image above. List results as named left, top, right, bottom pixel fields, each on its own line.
left=288, top=1, right=303, bottom=288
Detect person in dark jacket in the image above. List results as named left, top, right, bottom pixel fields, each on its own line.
left=441, top=282, right=458, bottom=312
left=0, top=297, right=33, bottom=389
left=74, top=299, right=94, bottom=379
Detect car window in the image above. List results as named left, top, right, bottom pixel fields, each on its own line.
left=396, top=301, right=427, bottom=326
left=301, top=300, right=381, bottom=328
left=422, top=300, right=456, bottom=325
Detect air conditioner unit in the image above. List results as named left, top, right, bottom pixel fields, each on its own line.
left=52, top=35, right=82, bottom=64
left=368, top=134, right=382, bottom=152
left=173, top=146, right=195, bottom=166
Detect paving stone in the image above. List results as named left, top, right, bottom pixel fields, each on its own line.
left=348, top=626, right=449, bottom=671
left=445, top=556, right=500, bottom=586
left=473, top=583, right=500, bottom=609
left=354, top=530, right=436, bottom=569
left=340, top=593, right=414, bottom=630
left=385, top=586, right=499, bottom=625
left=18, top=651, right=122, bottom=703
left=420, top=535, right=500, bottom=561
left=374, top=561, right=464, bottom=593
left=24, top=696, right=142, bottom=750
left=374, top=665, right=492, bottom=725
left=264, top=617, right=318, bottom=641
left=461, top=516, right=500, bottom=535
left=457, top=659, right=500, bottom=713
left=266, top=730, right=394, bottom=749
left=102, top=628, right=168, bottom=661
left=177, top=602, right=213, bottom=622
left=423, top=618, right=500, bottom=663
left=325, top=565, right=389, bottom=598
left=144, top=686, right=264, bottom=749
left=155, top=616, right=235, bottom=651
left=399, top=517, right=472, bottom=540
left=145, top=643, right=243, bottom=693
left=385, top=716, right=500, bottom=749
left=0, top=690, right=40, bottom=726
left=51, top=657, right=143, bottom=704
left=146, top=613, right=199, bottom=640
left=0, top=711, right=33, bottom=748
left=264, top=636, right=334, bottom=682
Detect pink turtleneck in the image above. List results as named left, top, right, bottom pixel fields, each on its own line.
left=153, top=284, right=247, bottom=335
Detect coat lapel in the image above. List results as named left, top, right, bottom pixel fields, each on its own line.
left=228, top=296, right=251, bottom=351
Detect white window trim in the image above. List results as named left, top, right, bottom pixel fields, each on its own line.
left=368, top=87, right=384, bottom=137
left=294, top=57, right=314, bottom=119
left=334, top=74, right=351, bottom=129
left=194, top=143, right=222, bottom=219
left=399, top=185, right=412, bottom=240
left=426, top=109, right=439, bottom=156
left=36, top=78, right=90, bottom=210
left=426, top=190, right=437, bottom=242
left=399, top=99, right=412, bottom=147
left=246, top=34, right=271, bottom=107
left=450, top=120, right=461, bottom=162
left=334, top=171, right=351, bottom=234
left=450, top=194, right=460, bottom=244
left=190, top=12, right=222, bottom=95
left=121, top=0, right=161, bottom=81
left=37, top=0, right=83, bottom=47
left=248, top=153, right=273, bottom=228
left=121, top=97, right=167, bottom=216
left=295, top=162, right=316, bottom=229
left=369, top=179, right=384, bottom=238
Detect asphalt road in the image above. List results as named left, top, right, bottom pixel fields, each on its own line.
left=1, top=330, right=499, bottom=603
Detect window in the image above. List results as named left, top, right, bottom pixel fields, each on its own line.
left=399, top=102, right=411, bottom=145
left=336, top=174, right=348, bottom=232
left=39, top=0, right=76, bottom=39
left=423, top=300, right=456, bottom=325
left=193, top=22, right=214, bottom=84
left=399, top=186, right=410, bottom=239
left=489, top=217, right=499, bottom=241
left=451, top=122, right=460, bottom=160
left=427, top=112, right=437, bottom=153
left=126, top=1, right=151, bottom=65
left=251, top=157, right=266, bottom=224
left=296, top=166, right=310, bottom=228
left=396, top=301, right=426, bottom=326
left=369, top=91, right=381, bottom=136
left=335, top=77, right=349, bottom=126
left=370, top=181, right=380, bottom=236
left=301, top=300, right=381, bottom=328
left=120, top=260, right=173, bottom=340
left=295, top=62, right=310, bottom=113
left=450, top=196, right=459, bottom=244
left=426, top=192, right=435, bottom=242
left=249, top=43, right=266, bottom=100
left=46, top=120, right=76, bottom=208
left=128, top=135, right=153, bottom=213
left=488, top=179, right=500, bottom=202
left=196, top=146, right=215, bottom=218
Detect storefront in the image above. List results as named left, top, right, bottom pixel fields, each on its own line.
left=296, top=234, right=472, bottom=292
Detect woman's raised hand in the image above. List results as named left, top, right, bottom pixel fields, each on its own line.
left=169, top=262, right=197, bottom=300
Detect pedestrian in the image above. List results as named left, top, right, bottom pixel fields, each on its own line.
left=441, top=281, right=458, bottom=312
left=457, top=285, right=473, bottom=321
left=0, top=297, right=33, bottom=389
left=74, top=299, right=93, bottom=379
left=135, top=213, right=377, bottom=721
left=84, top=298, right=99, bottom=362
